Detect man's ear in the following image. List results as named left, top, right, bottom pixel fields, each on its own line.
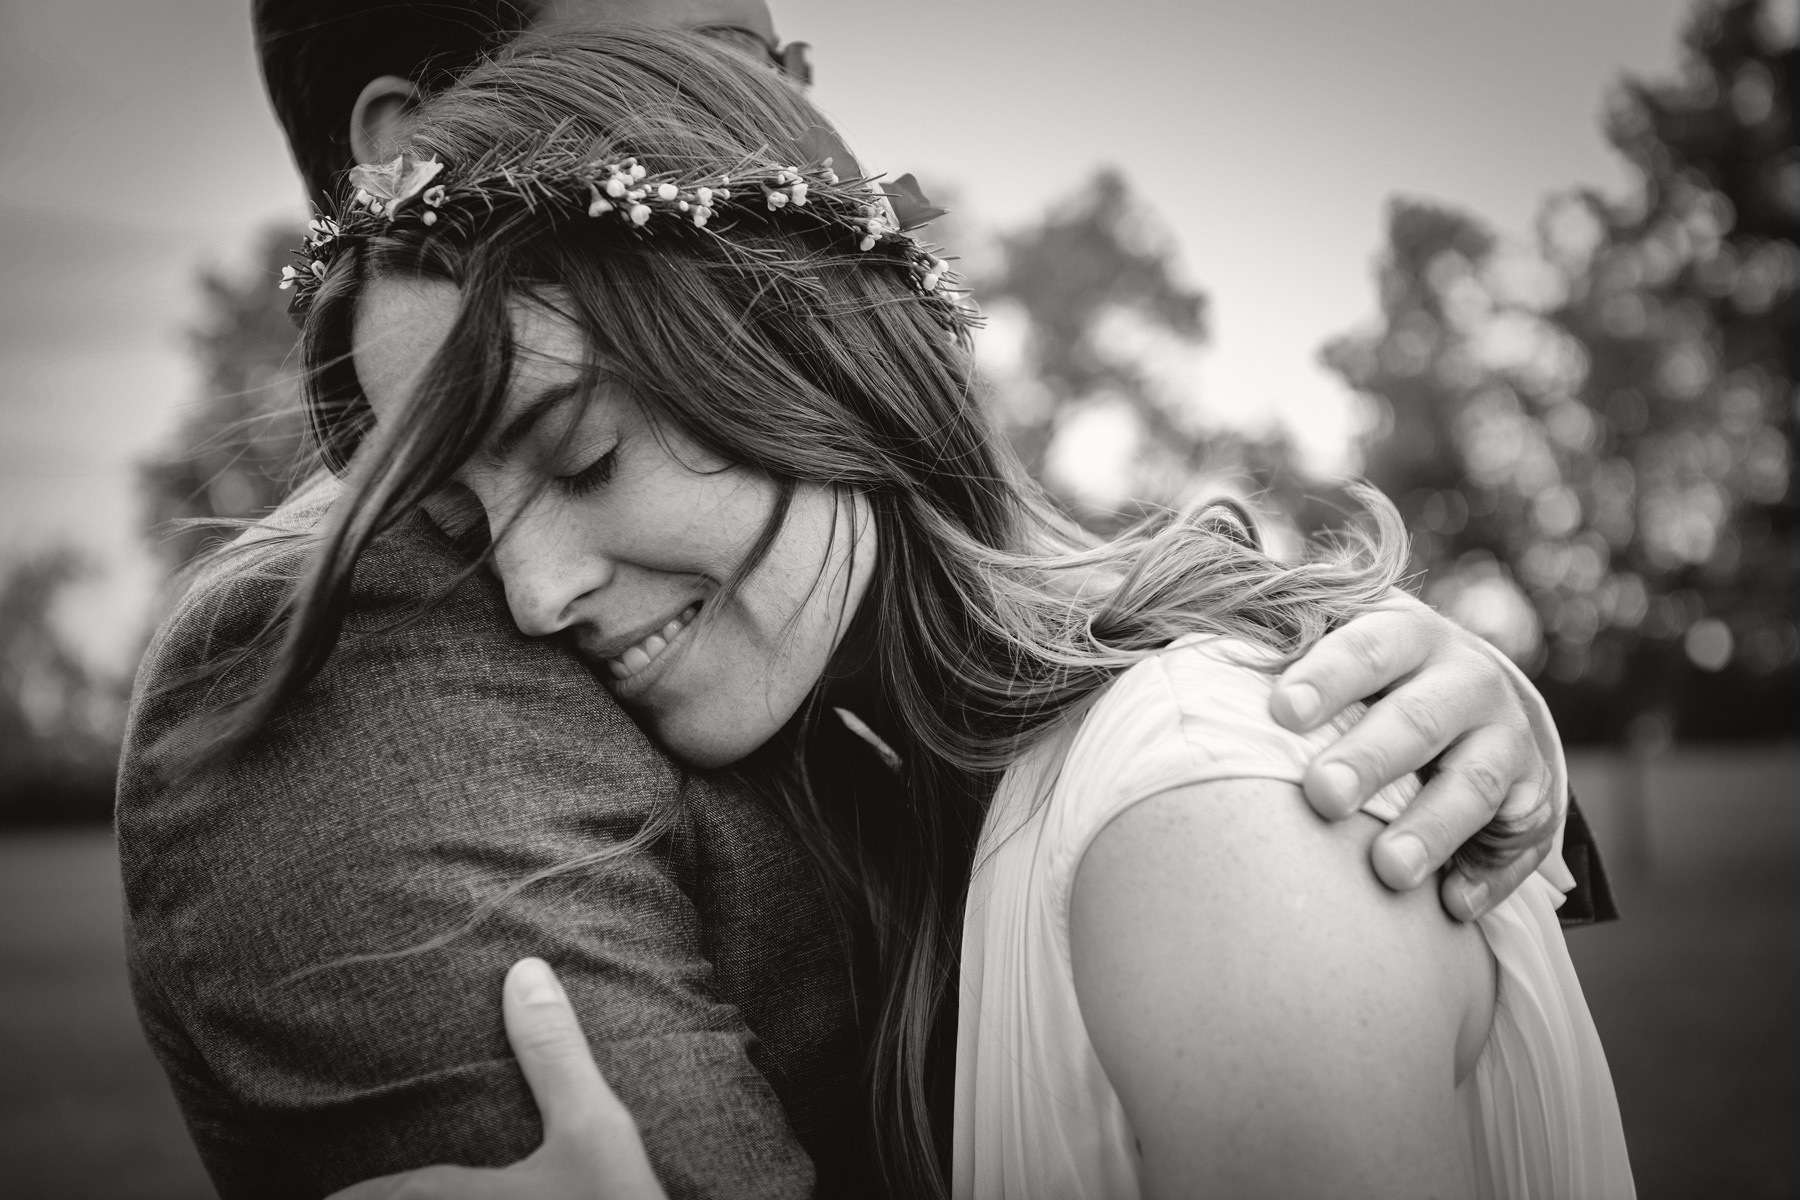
left=778, top=41, right=813, bottom=87
left=350, top=75, right=421, bottom=165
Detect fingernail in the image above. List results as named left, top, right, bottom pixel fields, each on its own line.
left=1283, top=683, right=1320, bottom=726
left=1316, top=761, right=1360, bottom=809
left=513, top=957, right=559, bottom=1003
left=1455, top=879, right=1491, bottom=919
left=1385, top=834, right=1430, bottom=887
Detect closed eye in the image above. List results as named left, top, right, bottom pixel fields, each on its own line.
left=556, top=447, right=617, bottom=497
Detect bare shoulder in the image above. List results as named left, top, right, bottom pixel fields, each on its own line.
left=1072, top=779, right=1490, bottom=1022
left=1069, top=777, right=1493, bottom=1198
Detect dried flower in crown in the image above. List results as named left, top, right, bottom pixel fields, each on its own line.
left=346, top=154, right=445, bottom=219
left=280, top=140, right=977, bottom=338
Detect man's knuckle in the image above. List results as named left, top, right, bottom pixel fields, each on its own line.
left=1520, top=780, right=1559, bottom=827
left=1453, top=756, right=1513, bottom=807
left=1389, top=693, right=1446, bottom=747
left=1344, top=626, right=1391, bottom=676
left=1494, top=769, right=1553, bottom=820
left=1399, top=808, right=1458, bottom=856
left=1414, top=608, right=1455, bottom=646
left=1332, top=738, right=1393, bottom=787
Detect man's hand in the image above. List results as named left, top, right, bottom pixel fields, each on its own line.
left=1270, top=595, right=1563, bottom=922
left=328, top=959, right=666, bottom=1200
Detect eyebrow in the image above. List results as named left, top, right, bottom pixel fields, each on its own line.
left=489, top=381, right=585, bottom=462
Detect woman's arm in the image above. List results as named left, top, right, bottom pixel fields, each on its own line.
left=1070, top=778, right=1495, bottom=1200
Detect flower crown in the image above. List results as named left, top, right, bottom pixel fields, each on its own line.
left=281, top=139, right=974, bottom=336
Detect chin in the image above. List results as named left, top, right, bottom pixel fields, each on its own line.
left=653, top=710, right=769, bottom=770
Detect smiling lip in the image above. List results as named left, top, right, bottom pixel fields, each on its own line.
left=588, top=603, right=701, bottom=688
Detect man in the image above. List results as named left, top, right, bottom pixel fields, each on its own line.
left=117, top=3, right=1611, bottom=1197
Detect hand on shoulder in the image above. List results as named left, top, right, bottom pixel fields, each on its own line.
left=1269, top=594, right=1570, bottom=921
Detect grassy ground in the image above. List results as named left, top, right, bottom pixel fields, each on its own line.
left=1565, top=864, right=1800, bottom=1199
left=1, top=828, right=1796, bottom=1199
left=0, top=830, right=212, bottom=1199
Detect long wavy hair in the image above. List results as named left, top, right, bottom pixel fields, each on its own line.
left=192, top=27, right=1407, bottom=1197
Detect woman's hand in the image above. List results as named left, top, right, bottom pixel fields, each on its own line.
left=327, top=959, right=667, bottom=1200
left=1270, top=593, right=1563, bottom=921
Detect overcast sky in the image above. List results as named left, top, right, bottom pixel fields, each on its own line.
left=0, top=0, right=1709, bottom=666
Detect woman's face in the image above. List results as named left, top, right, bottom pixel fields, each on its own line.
left=353, top=276, right=875, bottom=767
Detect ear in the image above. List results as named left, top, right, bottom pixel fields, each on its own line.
left=349, top=75, right=421, bottom=165
left=778, top=41, right=813, bottom=86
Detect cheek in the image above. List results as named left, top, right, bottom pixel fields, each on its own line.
left=609, top=453, right=777, bottom=577
left=701, top=492, right=869, bottom=689
left=634, top=499, right=864, bottom=767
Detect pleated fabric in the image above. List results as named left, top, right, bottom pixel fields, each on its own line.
left=953, top=636, right=1634, bottom=1199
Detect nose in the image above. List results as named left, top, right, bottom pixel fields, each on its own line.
left=490, top=506, right=614, bottom=638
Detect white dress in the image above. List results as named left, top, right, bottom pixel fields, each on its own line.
left=952, top=636, right=1634, bottom=1199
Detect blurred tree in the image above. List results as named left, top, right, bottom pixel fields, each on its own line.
left=1548, top=0, right=1800, bottom=739
left=1321, top=199, right=1584, bottom=674
left=140, top=225, right=309, bottom=572
left=975, top=168, right=1325, bottom=536
left=1327, top=0, right=1800, bottom=742
left=0, top=549, right=124, bottom=826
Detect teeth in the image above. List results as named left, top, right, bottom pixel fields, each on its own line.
left=608, top=604, right=700, bottom=681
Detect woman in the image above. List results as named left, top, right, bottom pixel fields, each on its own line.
left=255, top=27, right=1631, bottom=1199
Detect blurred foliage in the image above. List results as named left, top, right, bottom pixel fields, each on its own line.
left=968, top=169, right=1330, bottom=540
left=1327, top=0, right=1800, bottom=742
left=140, top=225, right=309, bottom=572
left=0, top=225, right=312, bottom=827
left=0, top=549, right=125, bottom=825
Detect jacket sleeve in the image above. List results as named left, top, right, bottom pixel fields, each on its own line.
left=116, top=517, right=817, bottom=1200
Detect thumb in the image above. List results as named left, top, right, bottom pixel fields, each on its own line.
left=504, top=959, right=667, bottom=1197
left=503, top=957, right=622, bottom=1136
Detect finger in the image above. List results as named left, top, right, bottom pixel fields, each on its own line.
left=505, top=960, right=667, bottom=1196
left=326, top=1165, right=484, bottom=1200
left=1303, top=664, right=1510, bottom=819
left=503, top=958, right=620, bottom=1136
left=1271, top=607, right=1436, bottom=733
left=326, top=1177, right=412, bottom=1200
left=1368, top=726, right=1532, bottom=891
left=1442, top=833, right=1551, bottom=922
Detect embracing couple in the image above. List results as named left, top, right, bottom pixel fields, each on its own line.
left=117, top=3, right=1633, bottom=1197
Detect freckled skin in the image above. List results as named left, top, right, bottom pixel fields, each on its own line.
left=353, top=277, right=875, bottom=767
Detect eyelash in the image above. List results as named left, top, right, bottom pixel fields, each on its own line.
left=556, top=447, right=618, bottom=497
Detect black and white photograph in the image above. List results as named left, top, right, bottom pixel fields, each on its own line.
left=1, top=1, right=1796, bottom=1196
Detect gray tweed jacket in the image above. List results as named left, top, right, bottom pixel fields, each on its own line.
left=116, top=489, right=869, bottom=1200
